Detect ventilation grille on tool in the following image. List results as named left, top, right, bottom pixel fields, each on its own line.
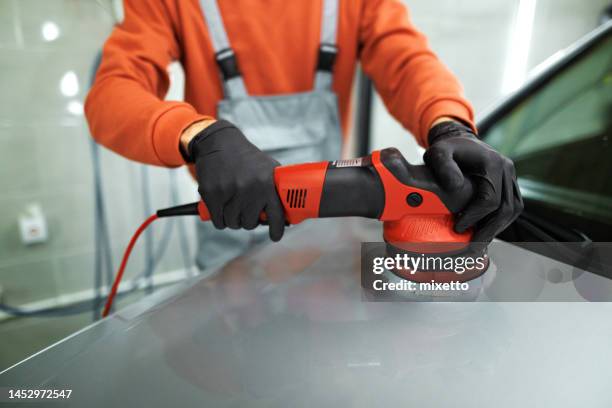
left=286, top=189, right=307, bottom=209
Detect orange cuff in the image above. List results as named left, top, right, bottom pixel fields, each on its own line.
left=152, top=103, right=211, bottom=167
left=419, top=99, right=476, bottom=147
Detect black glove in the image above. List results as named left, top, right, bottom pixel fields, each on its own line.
left=186, top=120, right=285, bottom=241
left=424, top=121, right=523, bottom=243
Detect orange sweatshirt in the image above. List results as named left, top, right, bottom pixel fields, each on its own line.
left=85, top=0, right=475, bottom=168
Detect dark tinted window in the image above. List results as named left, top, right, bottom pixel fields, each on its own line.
left=484, top=36, right=612, bottom=229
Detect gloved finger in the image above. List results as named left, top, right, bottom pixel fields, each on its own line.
left=512, top=174, right=524, bottom=219
left=472, top=170, right=516, bottom=243
left=241, top=201, right=264, bottom=230
left=455, top=175, right=500, bottom=233
left=223, top=195, right=242, bottom=229
left=207, top=203, right=225, bottom=229
left=264, top=193, right=285, bottom=242
left=423, top=145, right=465, bottom=191
left=199, top=187, right=226, bottom=229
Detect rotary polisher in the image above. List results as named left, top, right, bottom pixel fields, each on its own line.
left=103, top=148, right=486, bottom=316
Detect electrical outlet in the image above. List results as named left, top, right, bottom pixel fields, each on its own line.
left=19, top=204, right=48, bottom=245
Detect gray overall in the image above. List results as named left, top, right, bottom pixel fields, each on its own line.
left=196, top=0, right=343, bottom=269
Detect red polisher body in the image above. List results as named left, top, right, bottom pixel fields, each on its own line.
left=194, top=148, right=474, bottom=251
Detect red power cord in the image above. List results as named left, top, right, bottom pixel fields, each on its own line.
left=102, top=214, right=158, bottom=317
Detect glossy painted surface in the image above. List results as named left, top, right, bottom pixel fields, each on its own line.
left=1, top=219, right=612, bottom=407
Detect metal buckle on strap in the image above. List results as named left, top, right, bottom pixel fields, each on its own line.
left=317, top=43, right=338, bottom=72
left=215, top=48, right=241, bottom=80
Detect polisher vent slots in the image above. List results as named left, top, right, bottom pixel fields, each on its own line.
left=287, top=189, right=308, bottom=209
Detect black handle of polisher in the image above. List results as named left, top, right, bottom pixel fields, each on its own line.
left=378, top=148, right=475, bottom=213
left=318, top=160, right=385, bottom=218
left=317, top=148, right=474, bottom=219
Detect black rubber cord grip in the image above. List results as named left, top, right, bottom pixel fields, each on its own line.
left=156, top=202, right=200, bottom=218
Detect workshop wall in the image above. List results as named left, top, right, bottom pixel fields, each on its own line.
left=0, top=0, right=199, bottom=311
left=370, top=0, right=611, bottom=163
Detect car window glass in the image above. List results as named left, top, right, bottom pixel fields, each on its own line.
left=484, top=36, right=612, bottom=226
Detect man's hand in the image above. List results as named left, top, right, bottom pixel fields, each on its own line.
left=424, top=120, right=523, bottom=243
left=182, top=119, right=285, bottom=241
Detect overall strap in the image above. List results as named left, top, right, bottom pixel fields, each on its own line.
left=200, top=0, right=248, bottom=98
left=314, top=0, right=339, bottom=91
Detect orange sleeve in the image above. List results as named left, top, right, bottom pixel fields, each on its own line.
left=358, top=0, right=476, bottom=147
left=84, top=0, right=211, bottom=167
